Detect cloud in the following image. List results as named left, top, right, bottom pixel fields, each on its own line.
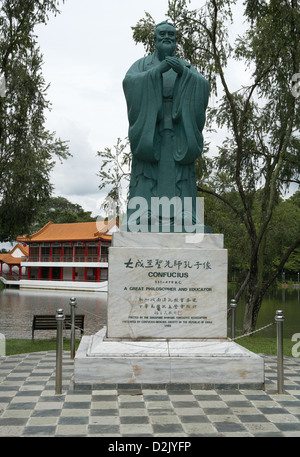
left=49, top=118, right=100, bottom=206
left=36, top=0, right=250, bottom=215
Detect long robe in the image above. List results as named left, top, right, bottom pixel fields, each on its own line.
left=122, top=51, right=210, bottom=232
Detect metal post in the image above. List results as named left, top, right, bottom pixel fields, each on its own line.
left=230, top=299, right=237, bottom=340
left=55, top=308, right=65, bottom=395
left=275, top=310, right=285, bottom=394
left=70, top=297, right=77, bottom=360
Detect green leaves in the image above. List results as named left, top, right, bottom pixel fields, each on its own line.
left=132, top=12, right=156, bottom=56
left=130, top=0, right=300, bottom=331
left=29, top=196, right=95, bottom=231
left=97, top=138, right=131, bottom=218
left=0, top=0, right=69, bottom=241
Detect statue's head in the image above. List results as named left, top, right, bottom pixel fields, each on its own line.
left=154, top=21, right=177, bottom=57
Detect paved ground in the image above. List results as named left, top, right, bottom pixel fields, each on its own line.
left=0, top=351, right=299, bottom=437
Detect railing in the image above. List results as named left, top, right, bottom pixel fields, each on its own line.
left=0, top=272, right=107, bottom=283
left=23, top=255, right=109, bottom=263
left=229, top=299, right=286, bottom=394
left=54, top=298, right=288, bottom=395
left=27, top=278, right=107, bottom=282
left=0, top=272, right=27, bottom=281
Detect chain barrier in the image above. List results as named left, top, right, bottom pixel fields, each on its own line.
left=75, top=306, right=100, bottom=319
left=229, top=299, right=286, bottom=394
left=54, top=299, right=286, bottom=395
left=68, top=306, right=276, bottom=345
left=73, top=303, right=276, bottom=342
left=68, top=321, right=276, bottom=345
left=229, top=322, right=275, bottom=341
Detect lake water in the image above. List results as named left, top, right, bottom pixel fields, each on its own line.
left=229, top=287, right=300, bottom=339
left=0, top=288, right=107, bottom=339
left=0, top=286, right=299, bottom=340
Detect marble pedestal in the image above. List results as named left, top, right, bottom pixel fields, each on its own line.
left=74, top=328, right=264, bottom=388
left=74, top=233, right=264, bottom=388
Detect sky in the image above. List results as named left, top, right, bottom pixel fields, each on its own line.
left=34, top=0, right=247, bottom=218
left=35, top=0, right=174, bottom=217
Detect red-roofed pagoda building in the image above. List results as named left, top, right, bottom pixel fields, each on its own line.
left=0, top=244, right=29, bottom=282
left=0, top=219, right=118, bottom=291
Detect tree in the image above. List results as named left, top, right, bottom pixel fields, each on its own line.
left=28, top=196, right=95, bottom=232
left=267, top=191, right=300, bottom=280
left=97, top=138, right=131, bottom=221
left=202, top=189, right=300, bottom=284
left=132, top=0, right=300, bottom=332
left=0, top=0, right=70, bottom=242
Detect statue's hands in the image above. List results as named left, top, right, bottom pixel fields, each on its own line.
left=158, top=59, right=171, bottom=74
left=165, top=57, right=184, bottom=75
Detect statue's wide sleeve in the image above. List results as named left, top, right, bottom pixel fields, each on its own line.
left=172, top=65, right=210, bottom=164
left=123, top=58, right=162, bottom=163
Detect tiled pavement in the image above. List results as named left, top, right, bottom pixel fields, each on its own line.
left=0, top=351, right=299, bottom=437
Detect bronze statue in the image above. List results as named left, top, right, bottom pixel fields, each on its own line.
left=123, top=22, right=210, bottom=232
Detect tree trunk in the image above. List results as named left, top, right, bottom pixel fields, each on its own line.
left=243, top=283, right=264, bottom=334
left=242, top=245, right=264, bottom=334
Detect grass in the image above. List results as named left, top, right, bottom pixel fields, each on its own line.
left=3, top=335, right=298, bottom=358
left=5, top=338, right=80, bottom=356
left=235, top=335, right=296, bottom=357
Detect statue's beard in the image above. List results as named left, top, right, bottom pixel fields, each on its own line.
left=157, top=43, right=176, bottom=59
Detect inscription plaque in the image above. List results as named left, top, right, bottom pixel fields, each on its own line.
left=107, top=247, right=227, bottom=339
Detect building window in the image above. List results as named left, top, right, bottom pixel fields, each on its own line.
left=100, top=269, right=108, bottom=281
left=41, top=247, right=50, bottom=261
left=52, top=267, right=61, bottom=280
left=40, top=267, right=50, bottom=280
left=52, top=246, right=61, bottom=261
left=87, top=268, right=97, bottom=281
left=63, top=246, right=72, bottom=261
left=101, top=245, right=109, bottom=261
left=87, top=246, right=97, bottom=261
left=30, top=246, right=39, bottom=261
left=75, top=246, right=85, bottom=262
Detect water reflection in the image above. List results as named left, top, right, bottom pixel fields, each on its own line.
left=0, top=288, right=107, bottom=339
left=228, top=287, right=300, bottom=338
